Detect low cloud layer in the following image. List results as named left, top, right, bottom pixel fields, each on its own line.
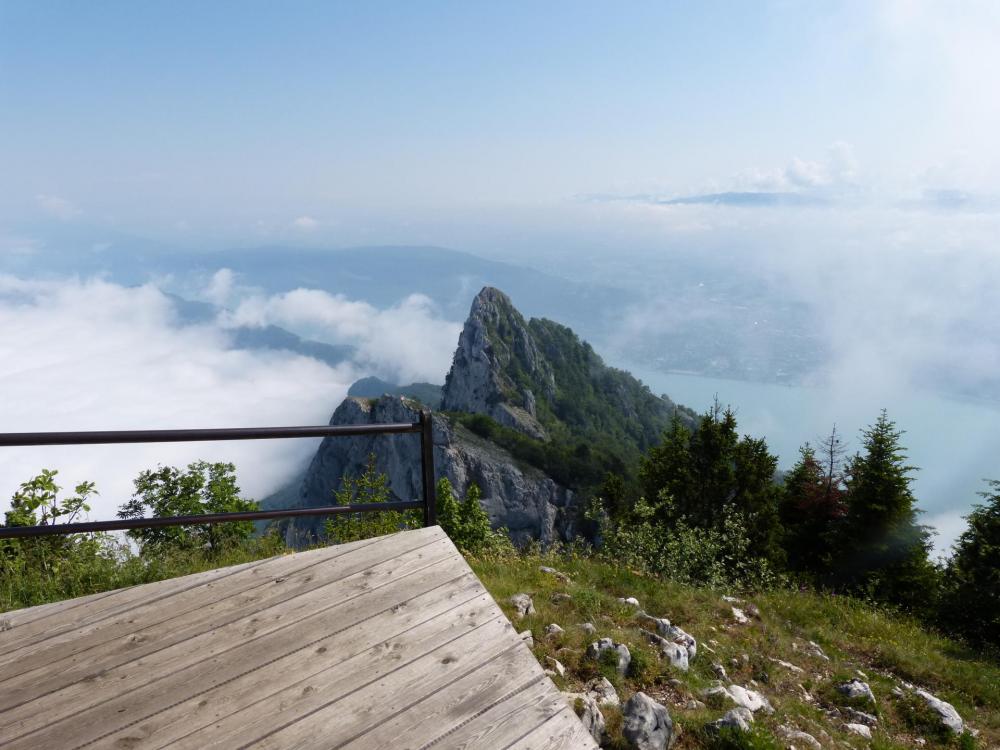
left=0, top=275, right=461, bottom=524
left=216, top=280, right=462, bottom=385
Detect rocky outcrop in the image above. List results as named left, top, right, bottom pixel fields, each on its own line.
left=285, top=395, right=577, bottom=545
left=441, top=287, right=552, bottom=439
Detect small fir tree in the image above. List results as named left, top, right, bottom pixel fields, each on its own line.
left=833, top=411, right=936, bottom=610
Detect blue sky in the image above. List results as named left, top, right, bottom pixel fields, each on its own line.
left=4, top=1, right=999, bottom=243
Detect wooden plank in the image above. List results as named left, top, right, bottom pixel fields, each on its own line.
left=173, top=615, right=518, bottom=749
left=60, top=575, right=488, bottom=750
left=1, top=587, right=118, bottom=626
left=1, top=526, right=586, bottom=750
left=505, top=706, right=600, bottom=750
left=244, top=633, right=540, bottom=749
left=0, top=534, right=456, bottom=737
left=362, top=672, right=565, bottom=749
left=10, top=565, right=485, bottom=748
left=0, top=528, right=436, bottom=677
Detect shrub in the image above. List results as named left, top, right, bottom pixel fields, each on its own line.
left=436, top=477, right=514, bottom=557
left=324, top=454, right=420, bottom=543
left=119, top=461, right=258, bottom=555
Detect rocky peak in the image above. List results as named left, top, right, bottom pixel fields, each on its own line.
left=441, top=286, right=552, bottom=439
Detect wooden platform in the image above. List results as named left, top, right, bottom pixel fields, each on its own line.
left=0, top=525, right=596, bottom=749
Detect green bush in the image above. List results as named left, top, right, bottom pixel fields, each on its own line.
left=436, top=477, right=514, bottom=557
left=119, top=461, right=258, bottom=555
left=597, top=498, right=783, bottom=591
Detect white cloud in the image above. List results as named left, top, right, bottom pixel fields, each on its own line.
left=0, top=276, right=358, bottom=522
left=290, top=215, right=320, bottom=231
left=35, top=194, right=82, bottom=221
left=202, top=268, right=236, bottom=307
left=737, top=142, right=860, bottom=193
left=0, top=274, right=463, bottom=524
left=222, top=286, right=461, bottom=384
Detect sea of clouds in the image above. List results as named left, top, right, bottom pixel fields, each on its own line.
left=0, top=273, right=461, bottom=523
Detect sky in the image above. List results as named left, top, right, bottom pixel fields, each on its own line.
left=3, top=1, right=1000, bottom=553
left=3, top=0, right=1000, bottom=243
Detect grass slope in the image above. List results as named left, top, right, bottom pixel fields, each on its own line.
left=470, top=551, right=998, bottom=749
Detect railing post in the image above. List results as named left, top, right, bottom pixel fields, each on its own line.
left=419, top=409, right=436, bottom=527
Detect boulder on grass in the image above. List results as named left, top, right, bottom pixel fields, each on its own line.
left=509, top=594, right=535, bottom=619
left=587, top=637, right=631, bottom=676
left=913, top=689, right=963, bottom=735
left=622, top=692, right=675, bottom=750
left=708, top=707, right=754, bottom=734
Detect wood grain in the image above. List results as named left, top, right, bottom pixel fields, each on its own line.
left=0, top=526, right=594, bottom=749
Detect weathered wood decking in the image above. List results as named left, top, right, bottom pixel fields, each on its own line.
left=0, top=526, right=596, bottom=749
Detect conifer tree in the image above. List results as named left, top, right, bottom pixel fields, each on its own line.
left=834, top=411, right=936, bottom=610
left=940, top=481, right=1000, bottom=649
left=640, top=400, right=783, bottom=565
left=780, top=443, right=846, bottom=576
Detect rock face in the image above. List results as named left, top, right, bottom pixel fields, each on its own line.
left=441, top=286, right=552, bottom=440
left=622, top=692, right=675, bottom=750
left=287, top=395, right=577, bottom=545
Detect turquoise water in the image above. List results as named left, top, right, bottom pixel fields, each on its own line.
left=623, top=365, right=1000, bottom=556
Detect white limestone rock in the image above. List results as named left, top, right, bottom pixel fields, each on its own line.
left=844, top=722, right=872, bottom=739
left=913, top=689, right=964, bottom=735
left=587, top=637, right=631, bottom=676
left=564, top=692, right=605, bottom=744
left=702, top=685, right=774, bottom=715
left=509, top=593, right=535, bottom=619
left=623, top=692, right=675, bottom=750
left=708, top=707, right=754, bottom=734
left=838, top=678, right=876, bottom=705
left=586, top=676, right=620, bottom=707
left=777, top=725, right=822, bottom=750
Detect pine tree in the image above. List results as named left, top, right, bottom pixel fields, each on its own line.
left=639, top=400, right=783, bottom=566
left=834, top=411, right=936, bottom=610
left=940, top=481, right=1000, bottom=649
left=780, top=443, right=845, bottom=576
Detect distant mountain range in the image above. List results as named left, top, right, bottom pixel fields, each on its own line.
left=2, top=230, right=828, bottom=386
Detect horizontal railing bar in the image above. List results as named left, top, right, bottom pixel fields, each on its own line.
left=0, top=501, right=424, bottom=539
left=0, top=423, right=421, bottom=447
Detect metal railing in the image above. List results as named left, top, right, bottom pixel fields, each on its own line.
left=0, top=410, right=436, bottom=539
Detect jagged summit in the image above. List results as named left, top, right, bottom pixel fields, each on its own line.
left=442, top=286, right=552, bottom=439
left=442, top=286, right=695, bottom=452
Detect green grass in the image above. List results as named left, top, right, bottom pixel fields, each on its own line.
left=469, top=549, right=1000, bottom=749
left=0, top=533, right=286, bottom=612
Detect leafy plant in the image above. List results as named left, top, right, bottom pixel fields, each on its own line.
left=437, top=477, right=514, bottom=556
left=119, top=461, right=258, bottom=555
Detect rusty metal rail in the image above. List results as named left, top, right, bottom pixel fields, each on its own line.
left=0, top=410, right=436, bottom=538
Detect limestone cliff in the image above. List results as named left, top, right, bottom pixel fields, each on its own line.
left=441, top=287, right=552, bottom=440
left=287, top=395, right=576, bottom=545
